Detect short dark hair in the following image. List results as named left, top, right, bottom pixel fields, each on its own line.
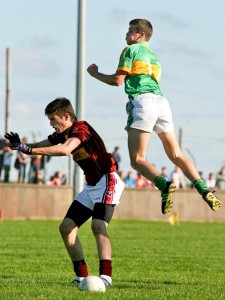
left=129, top=19, right=153, bottom=41
left=45, top=97, right=77, bottom=120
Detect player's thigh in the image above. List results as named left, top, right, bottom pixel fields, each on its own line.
left=127, top=128, right=151, bottom=160
left=158, top=130, right=181, bottom=160
left=91, top=203, right=115, bottom=235
left=64, top=200, right=93, bottom=228
left=92, top=203, right=115, bottom=224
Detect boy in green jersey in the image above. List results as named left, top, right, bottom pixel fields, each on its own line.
left=87, top=18, right=220, bottom=214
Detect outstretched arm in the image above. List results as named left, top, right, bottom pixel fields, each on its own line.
left=87, top=64, right=127, bottom=86
left=4, top=132, right=52, bottom=148
left=11, top=137, right=81, bottom=156
left=27, top=139, right=53, bottom=148
left=30, top=137, right=80, bottom=156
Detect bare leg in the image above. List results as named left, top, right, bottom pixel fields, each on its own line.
left=158, top=130, right=221, bottom=211
left=158, top=131, right=200, bottom=182
left=59, top=217, right=84, bottom=261
left=127, top=128, right=160, bottom=182
left=91, top=219, right=112, bottom=284
left=91, top=219, right=111, bottom=260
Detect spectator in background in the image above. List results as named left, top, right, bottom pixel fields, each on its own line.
left=171, top=166, right=186, bottom=189
left=28, top=154, right=42, bottom=183
left=206, top=172, right=216, bottom=191
left=0, top=138, right=5, bottom=180
left=160, top=166, right=170, bottom=181
left=135, top=172, right=147, bottom=188
left=112, top=146, right=121, bottom=171
left=46, top=175, right=56, bottom=186
left=46, top=171, right=64, bottom=186
left=198, top=171, right=205, bottom=182
left=216, top=166, right=225, bottom=190
left=17, top=136, right=29, bottom=183
left=37, top=170, right=44, bottom=185
left=145, top=179, right=155, bottom=189
left=40, top=155, right=51, bottom=183
left=124, top=171, right=136, bottom=188
left=2, top=143, right=13, bottom=183
left=118, top=170, right=126, bottom=183
left=61, top=174, right=67, bottom=185
left=50, top=171, right=63, bottom=185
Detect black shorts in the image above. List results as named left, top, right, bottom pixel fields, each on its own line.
left=64, top=200, right=115, bottom=227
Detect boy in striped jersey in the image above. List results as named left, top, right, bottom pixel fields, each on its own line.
left=5, top=98, right=124, bottom=287
left=87, top=18, right=220, bottom=214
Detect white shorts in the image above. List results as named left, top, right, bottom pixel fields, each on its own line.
left=125, top=93, right=174, bottom=134
left=76, top=172, right=125, bottom=210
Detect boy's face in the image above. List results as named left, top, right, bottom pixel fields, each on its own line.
left=126, top=25, right=143, bottom=45
left=47, top=112, right=72, bottom=133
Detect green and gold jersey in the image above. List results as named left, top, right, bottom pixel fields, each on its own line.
left=117, top=41, right=163, bottom=98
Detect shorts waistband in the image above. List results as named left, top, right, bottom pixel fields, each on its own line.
left=129, top=92, right=162, bottom=100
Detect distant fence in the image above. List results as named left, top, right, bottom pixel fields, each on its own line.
left=0, top=184, right=224, bottom=222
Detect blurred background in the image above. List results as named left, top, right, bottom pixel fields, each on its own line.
left=0, top=0, right=224, bottom=186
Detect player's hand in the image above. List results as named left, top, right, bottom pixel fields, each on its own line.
left=4, top=132, right=21, bottom=144
left=87, top=64, right=99, bottom=76
left=10, top=143, right=32, bottom=154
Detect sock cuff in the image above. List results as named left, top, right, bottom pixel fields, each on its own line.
left=73, top=259, right=88, bottom=277
left=154, top=175, right=167, bottom=191
left=193, top=178, right=203, bottom=186
left=99, top=259, right=112, bottom=277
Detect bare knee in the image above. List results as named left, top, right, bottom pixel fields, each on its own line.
left=130, top=156, right=144, bottom=171
left=169, top=154, right=186, bottom=166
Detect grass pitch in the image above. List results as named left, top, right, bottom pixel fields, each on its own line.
left=0, top=219, right=224, bottom=299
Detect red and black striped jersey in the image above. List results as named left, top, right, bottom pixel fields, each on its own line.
left=48, top=121, right=118, bottom=185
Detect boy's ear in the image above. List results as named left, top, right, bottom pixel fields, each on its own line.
left=64, top=113, right=70, bottom=120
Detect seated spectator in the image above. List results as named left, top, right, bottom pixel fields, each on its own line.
left=206, top=172, right=216, bottom=191
left=46, top=171, right=62, bottom=186
left=46, top=175, right=56, bottom=186
left=124, top=171, right=136, bottom=188
left=135, top=172, right=147, bottom=188
left=53, top=171, right=62, bottom=185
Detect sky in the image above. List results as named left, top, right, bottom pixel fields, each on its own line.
left=0, top=0, right=225, bottom=183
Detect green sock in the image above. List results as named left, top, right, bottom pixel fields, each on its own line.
left=154, top=176, right=167, bottom=191
left=194, top=179, right=207, bottom=195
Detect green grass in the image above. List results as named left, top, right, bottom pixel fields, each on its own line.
left=0, top=220, right=224, bottom=299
